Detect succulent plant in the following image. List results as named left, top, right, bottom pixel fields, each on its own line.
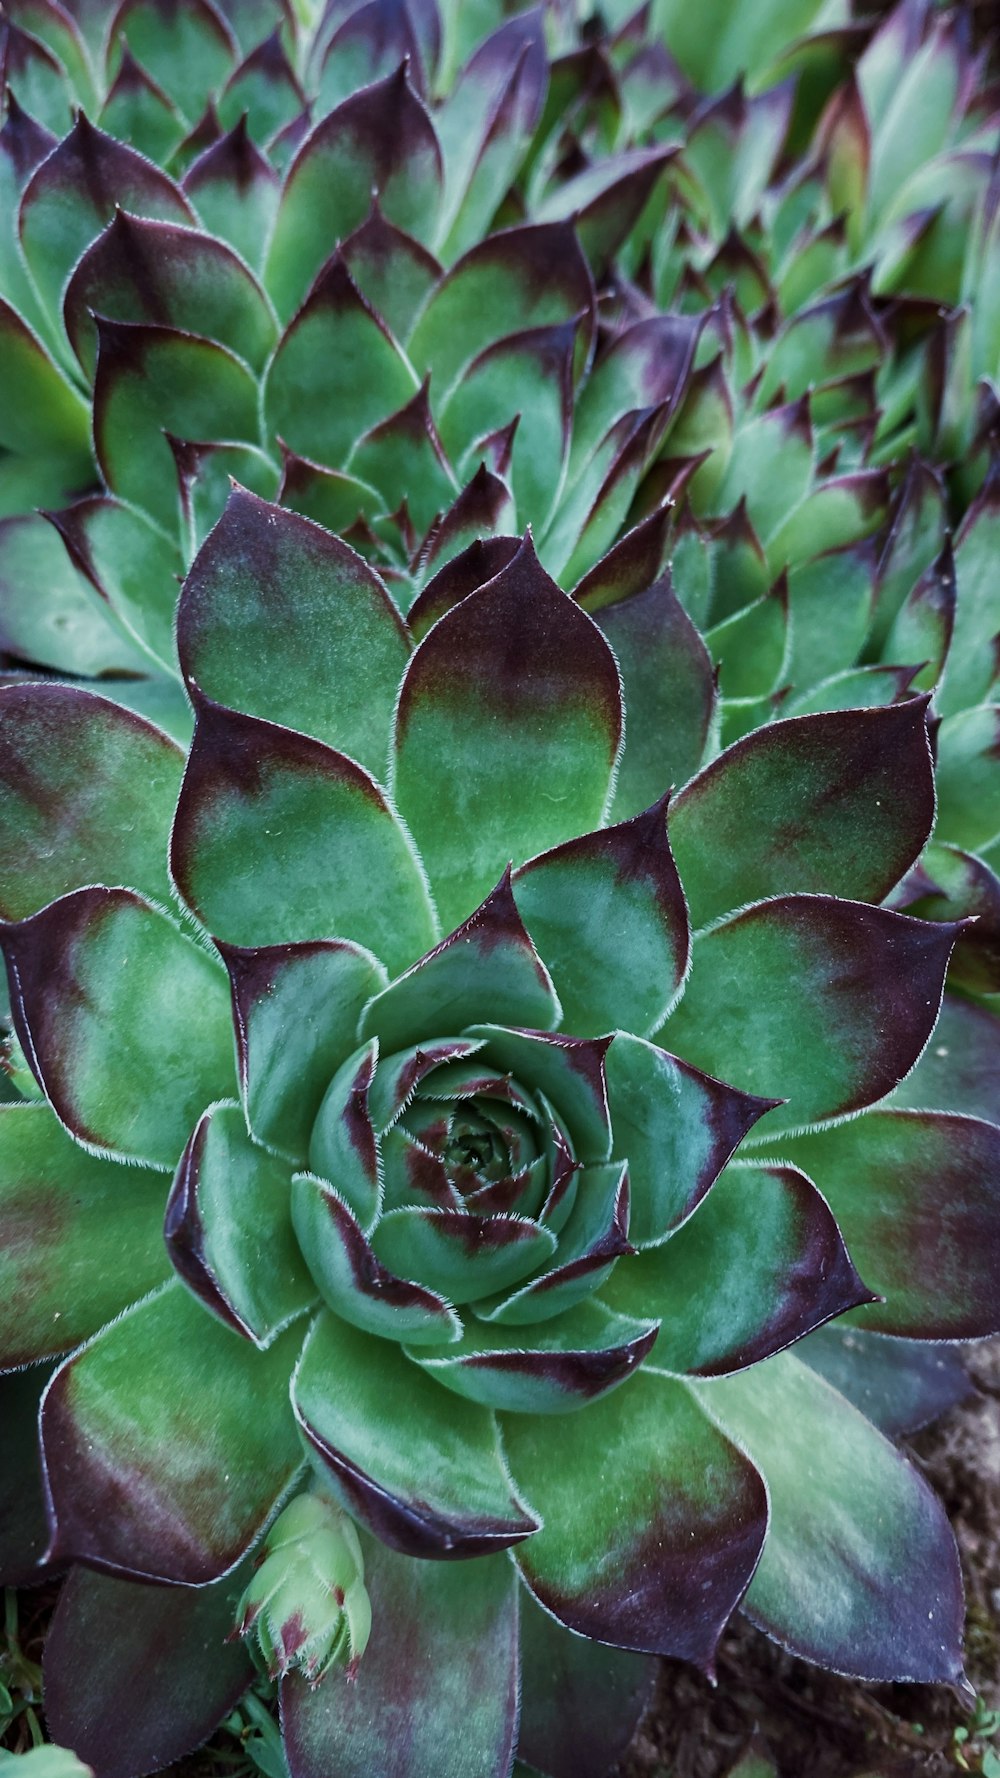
left=1, top=489, right=998, bottom=1778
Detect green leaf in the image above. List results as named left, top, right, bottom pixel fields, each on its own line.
left=165, top=1102, right=313, bottom=1346
left=43, top=1280, right=303, bottom=1583
left=938, top=460, right=1000, bottom=716
left=934, top=706, right=1000, bottom=854
left=392, top=534, right=622, bottom=932
left=0, top=297, right=90, bottom=465
left=2, top=886, right=235, bottom=1168
left=0, top=1102, right=171, bottom=1367
left=171, top=697, right=437, bottom=976
left=292, top=1311, right=538, bottom=1557
left=440, top=321, right=575, bottom=531
left=516, top=1589, right=655, bottom=1778
left=373, top=1205, right=556, bottom=1304
left=711, top=400, right=814, bottom=547
left=512, top=797, right=688, bottom=1038
left=111, top=0, right=238, bottom=125
left=504, top=1368, right=766, bottom=1669
left=340, top=203, right=441, bottom=343
left=603, top=1159, right=868, bottom=1375
left=478, top=1159, right=629, bottom=1325
left=264, top=66, right=443, bottom=322
left=0, top=515, right=150, bottom=677
left=46, top=495, right=186, bottom=675
left=308, top=1040, right=382, bottom=1229
left=666, top=897, right=957, bottom=1133
left=18, top=112, right=194, bottom=322
left=468, top=1024, right=611, bottom=1163
left=218, top=32, right=306, bottom=143
left=183, top=117, right=279, bottom=272
left=693, top=1350, right=965, bottom=1683
left=882, top=539, right=956, bottom=690
left=65, top=210, right=278, bottom=380
left=888, top=993, right=1000, bottom=1125
left=668, top=701, right=935, bottom=928
left=178, top=488, right=411, bottom=780
left=290, top=1172, right=462, bottom=1347
left=434, top=12, right=547, bottom=259
left=362, top=869, right=560, bottom=1055
left=868, top=456, right=947, bottom=655
left=43, top=1566, right=253, bottom=1778
left=411, top=1299, right=658, bottom=1414
left=0, top=683, right=184, bottom=920
left=603, top=1033, right=775, bottom=1248
left=221, top=938, right=386, bottom=1165
left=347, top=383, right=458, bottom=541
left=799, top=1323, right=971, bottom=1440
left=767, top=1112, right=1000, bottom=1340
left=98, top=48, right=187, bottom=166
left=282, top=1532, right=518, bottom=1778
left=93, top=316, right=259, bottom=532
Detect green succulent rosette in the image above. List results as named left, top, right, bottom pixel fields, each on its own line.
left=1, top=491, right=998, bottom=1777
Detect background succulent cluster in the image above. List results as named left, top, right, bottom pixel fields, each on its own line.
left=0, top=0, right=998, bottom=1776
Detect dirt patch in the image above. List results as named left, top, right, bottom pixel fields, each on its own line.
left=616, top=1341, right=1000, bottom=1778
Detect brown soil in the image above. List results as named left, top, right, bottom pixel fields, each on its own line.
left=616, top=1341, right=1000, bottom=1778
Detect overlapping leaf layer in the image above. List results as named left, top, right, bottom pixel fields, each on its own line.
left=0, top=2, right=998, bottom=1777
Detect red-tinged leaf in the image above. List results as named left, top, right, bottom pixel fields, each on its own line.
left=42, top=1280, right=303, bottom=1583
left=393, top=533, right=622, bottom=931
left=18, top=111, right=193, bottom=319
left=417, top=462, right=515, bottom=576
left=0, top=1102, right=171, bottom=1368
left=165, top=1103, right=313, bottom=1346
left=282, top=1533, right=518, bottom=1778
left=406, top=535, right=520, bottom=640
left=440, top=320, right=576, bottom=531
left=365, top=1035, right=483, bottom=1134
left=578, top=568, right=715, bottom=818
left=64, top=210, right=277, bottom=380
left=512, top=796, right=689, bottom=1037
left=183, top=114, right=279, bottom=271
left=1, top=887, right=235, bottom=1168
left=435, top=10, right=548, bottom=259
left=883, top=538, right=956, bottom=690
left=535, top=145, right=674, bottom=277
left=292, top=1310, right=538, bottom=1558
left=571, top=506, right=672, bottom=612
left=348, top=380, right=458, bottom=539
left=373, top=1204, right=556, bottom=1304
left=870, top=454, right=947, bottom=654
left=408, top=221, right=595, bottom=400
left=290, top=1172, right=462, bottom=1346
left=0, top=682, right=183, bottom=920
left=935, top=704, right=1000, bottom=855
left=771, top=1111, right=1000, bottom=1341
left=44, top=490, right=186, bottom=675
left=110, top=0, right=238, bottom=122
left=892, top=842, right=1000, bottom=995
left=308, top=1039, right=383, bottom=1228
left=783, top=662, right=922, bottom=718
left=97, top=42, right=186, bottom=167
left=469, top=1024, right=612, bottom=1164
left=516, top=1589, right=655, bottom=1778
left=264, top=253, right=418, bottom=465
left=604, top=1032, right=777, bottom=1248
left=0, top=296, right=91, bottom=464
left=480, top=1159, right=630, bottom=1326
left=603, top=1160, right=870, bottom=1376
left=412, top=1299, right=658, bottom=1414
left=341, top=200, right=441, bottom=343
left=938, top=455, right=1000, bottom=717
left=505, top=1369, right=766, bottom=1672
left=362, top=869, right=560, bottom=1054
left=264, top=64, right=443, bottom=321
left=44, top=1565, right=253, bottom=1778
left=0, top=513, right=147, bottom=678
left=667, top=897, right=959, bottom=1133
left=669, top=701, right=936, bottom=929
left=694, top=1351, right=965, bottom=1685
left=93, top=316, right=259, bottom=532
left=171, top=695, right=437, bottom=975
left=889, top=992, right=1000, bottom=1125
left=0, top=1364, right=52, bottom=1584
left=798, top=1324, right=971, bottom=1440
left=316, top=0, right=427, bottom=110
left=178, top=488, right=410, bottom=779
left=217, top=27, right=306, bottom=143
left=221, top=937, right=386, bottom=1164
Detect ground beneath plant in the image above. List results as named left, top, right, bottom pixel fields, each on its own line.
left=616, top=1341, right=1000, bottom=1778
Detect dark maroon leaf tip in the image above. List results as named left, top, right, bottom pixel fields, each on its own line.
left=164, top=1110, right=255, bottom=1340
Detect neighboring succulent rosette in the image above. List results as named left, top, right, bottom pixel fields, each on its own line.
left=0, top=492, right=998, bottom=1778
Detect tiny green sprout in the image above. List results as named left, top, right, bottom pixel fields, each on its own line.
left=236, top=1493, right=372, bottom=1685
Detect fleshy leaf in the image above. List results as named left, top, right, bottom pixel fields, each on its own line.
left=406, top=535, right=520, bottom=640
left=934, top=706, right=1000, bottom=855
left=1, top=887, right=235, bottom=1168
left=669, top=701, right=936, bottom=928
left=468, top=1025, right=612, bottom=1163
left=411, top=1299, right=658, bottom=1413
left=361, top=870, right=560, bottom=1054
left=43, top=1281, right=303, bottom=1584
left=111, top=0, right=238, bottom=122
left=340, top=201, right=441, bottom=343
left=577, top=570, right=715, bottom=819
left=798, top=1325, right=971, bottom=1439
left=291, top=1173, right=462, bottom=1346
left=165, top=1103, right=313, bottom=1346
left=45, top=494, right=185, bottom=675
left=0, top=297, right=90, bottom=465
left=478, top=1159, right=630, bottom=1325
left=292, top=1310, right=538, bottom=1558
left=282, top=1532, right=518, bottom=1778
left=171, top=696, right=437, bottom=975
left=516, top=1589, right=656, bottom=1778
left=0, top=1102, right=171, bottom=1368
left=770, top=1112, right=1000, bottom=1340
left=373, top=1206, right=556, bottom=1305
left=694, top=1352, right=965, bottom=1684
left=603, top=1160, right=869, bottom=1375
left=889, top=993, right=1000, bottom=1125
left=264, top=65, right=443, bottom=321
left=0, top=513, right=146, bottom=678
left=604, top=1033, right=777, bottom=1248
left=44, top=1566, right=253, bottom=1778
left=221, top=938, right=386, bottom=1164
left=505, top=1369, right=766, bottom=1672
left=512, top=796, right=689, bottom=1037
left=93, top=316, right=259, bottom=532
left=0, top=683, right=183, bottom=920
left=183, top=116, right=279, bottom=271
left=938, top=459, right=1000, bottom=717
left=263, top=255, right=419, bottom=466
left=178, top=488, right=411, bottom=779
left=667, top=898, right=958, bottom=1133
left=435, top=10, right=547, bottom=259
left=308, top=1040, right=382, bottom=1228
left=393, top=534, right=622, bottom=931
